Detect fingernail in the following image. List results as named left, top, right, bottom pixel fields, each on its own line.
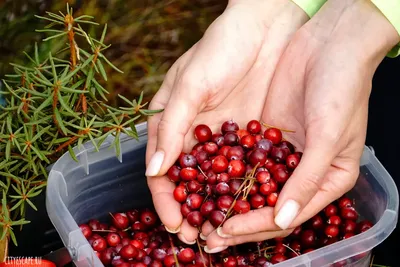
left=145, top=151, right=164, bottom=176
left=165, top=225, right=180, bottom=234
left=199, top=233, right=207, bottom=240
left=178, top=233, right=196, bottom=245
left=204, top=246, right=228, bottom=254
left=274, top=199, right=300, bottom=230
left=216, top=227, right=232, bottom=238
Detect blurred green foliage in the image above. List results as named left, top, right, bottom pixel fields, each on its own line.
left=0, top=0, right=227, bottom=109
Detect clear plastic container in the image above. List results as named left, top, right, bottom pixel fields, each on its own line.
left=45, top=122, right=399, bottom=267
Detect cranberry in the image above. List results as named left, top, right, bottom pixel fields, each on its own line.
left=327, top=215, right=341, bottom=226
left=92, top=237, right=107, bottom=252
left=131, top=221, right=146, bottom=231
left=229, top=179, right=242, bottom=195
left=266, top=193, right=278, bottom=207
left=224, top=132, right=239, bottom=146
left=180, top=154, right=197, bottom=168
left=263, top=128, right=282, bottom=145
left=100, top=247, right=115, bottom=265
left=259, top=179, right=278, bottom=195
left=221, top=120, right=239, bottom=134
left=178, top=248, right=195, bottom=263
left=126, top=210, right=140, bottom=223
left=209, top=210, right=226, bottom=228
left=187, top=180, right=203, bottom=193
left=212, top=155, right=229, bottom=173
left=234, top=199, right=251, bottom=214
left=246, top=120, right=261, bottom=134
left=290, top=240, right=301, bottom=252
left=216, top=182, right=230, bottom=195
left=79, top=224, right=92, bottom=238
left=274, top=243, right=287, bottom=254
left=200, top=200, right=216, bottom=216
left=173, top=185, right=188, bottom=203
left=187, top=211, right=204, bottom=227
left=106, top=232, right=121, bottom=247
left=237, top=129, right=250, bottom=139
left=163, top=254, right=177, bottom=267
left=218, top=146, right=231, bottom=158
left=256, top=170, right=270, bottom=184
left=300, top=230, right=316, bottom=248
left=194, top=124, right=212, bottom=142
left=270, top=163, right=286, bottom=173
left=151, top=248, right=167, bottom=261
left=88, top=219, right=101, bottom=230
left=227, top=146, right=245, bottom=161
left=341, top=207, right=358, bottom=221
left=180, top=167, right=198, bottom=181
left=149, top=260, right=163, bottom=267
left=279, top=141, right=295, bottom=154
left=121, top=237, right=130, bottom=246
left=204, top=142, right=219, bottom=155
left=325, top=225, right=339, bottom=238
left=286, top=153, right=300, bottom=169
left=291, top=225, right=302, bottom=237
left=343, top=233, right=355, bottom=239
left=249, top=183, right=259, bottom=195
left=227, top=160, right=246, bottom=177
left=255, top=139, right=273, bottom=153
left=186, top=193, right=204, bottom=210
left=196, top=150, right=209, bottom=164
left=130, top=240, right=145, bottom=249
left=205, top=170, right=218, bottom=184
left=310, top=214, right=324, bottom=231
left=217, top=195, right=235, bottom=212
left=248, top=149, right=267, bottom=167
left=324, top=204, right=338, bottom=217
left=217, top=172, right=230, bottom=183
left=136, top=248, right=146, bottom=261
left=338, top=197, right=353, bottom=209
left=271, top=147, right=288, bottom=163
left=240, top=135, right=256, bottom=149
left=357, top=220, right=373, bottom=233
left=272, top=168, right=289, bottom=184
left=270, top=254, right=287, bottom=264
left=200, top=160, right=212, bottom=171
left=223, top=255, right=238, bottom=267
left=212, top=133, right=225, bottom=147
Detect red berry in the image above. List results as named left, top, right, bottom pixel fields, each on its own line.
left=187, top=211, right=204, bottom=227
left=227, top=160, right=246, bottom=177
left=259, top=180, right=278, bottom=195
left=216, top=182, right=230, bottom=195
left=224, top=132, right=239, bottom=146
left=179, top=154, right=197, bottom=168
left=286, top=153, right=300, bottom=169
left=106, top=232, right=121, bottom=247
left=79, top=224, right=92, bottom=238
left=271, top=146, right=288, bottom=163
left=240, top=135, right=256, bottom=149
left=357, top=220, right=373, bottom=233
left=279, top=141, right=295, bottom=154
left=181, top=203, right=192, bottom=217
left=120, top=244, right=138, bottom=260
left=338, top=197, right=353, bottom=209
left=223, top=256, right=238, bottom=267
left=194, top=124, right=212, bottom=143
left=234, top=199, right=251, bottom=214
left=256, top=170, right=271, bottom=184
left=178, top=248, right=196, bottom=263
left=270, top=254, right=287, bottom=264
left=212, top=133, right=225, bottom=147
left=274, top=242, right=287, bottom=254
left=173, top=185, right=188, bottom=203
left=99, top=247, right=115, bottom=265
left=126, top=210, right=140, bottom=223
left=237, top=129, right=250, bottom=139
left=248, top=148, right=267, bottom=167
left=112, top=213, right=129, bottom=229
left=325, top=225, right=339, bottom=238
left=250, top=194, right=265, bottom=209
left=186, top=193, right=204, bottom=210
left=130, top=239, right=145, bottom=249
left=266, top=192, right=278, bottom=207
left=151, top=248, right=167, bottom=261
left=300, top=229, right=316, bottom=248
left=255, top=139, right=273, bottom=153
left=200, top=200, right=216, bottom=216
left=88, top=219, right=101, bottom=230
left=342, top=220, right=357, bottom=233
left=341, top=207, right=358, bottom=221
left=343, top=233, right=355, bottom=239
left=204, top=142, right=219, bottom=155
left=187, top=180, right=203, bottom=193
left=327, top=215, right=342, bottom=226
left=195, top=150, right=209, bottom=164
left=227, top=146, right=245, bottom=161
left=217, top=195, right=235, bottom=212
left=324, top=204, right=338, bottom=217
left=310, top=214, right=324, bottom=230
left=212, top=155, right=229, bottom=173
left=221, top=120, right=239, bottom=134
left=209, top=210, right=225, bottom=228
left=92, top=237, right=107, bottom=252
left=140, top=210, right=158, bottom=227
left=272, top=168, right=289, bottom=184
left=180, top=167, right=198, bottom=181
left=263, top=128, right=282, bottom=145
left=217, top=172, right=230, bottom=183
left=247, top=120, right=261, bottom=134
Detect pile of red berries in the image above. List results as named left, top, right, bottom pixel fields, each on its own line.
left=80, top=204, right=373, bottom=267
left=169, top=120, right=303, bottom=229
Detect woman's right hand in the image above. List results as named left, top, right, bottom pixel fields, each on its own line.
left=145, top=0, right=308, bottom=245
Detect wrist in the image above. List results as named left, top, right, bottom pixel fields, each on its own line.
left=301, top=0, right=400, bottom=65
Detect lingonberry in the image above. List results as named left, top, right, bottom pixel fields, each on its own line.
left=212, top=133, right=225, bottom=147
left=224, top=132, right=239, bottom=146
left=266, top=192, right=278, bottom=207
left=186, top=193, right=204, bottom=210
left=112, top=213, right=129, bottom=230
left=227, top=160, right=246, bottom=177
left=234, top=199, right=251, bottom=214
left=173, top=185, right=188, bottom=203
left=227, top=146, right=245, bottom=161
left=209, top=210, right=225, bottom=227
left=180, top=167, right=198, bottom=181
left=250, top=194, right=265, bottom=209
left=216, top=182, right=230, bottom=195
left=92, top=237, right=107, bottom=252
left=325, top=225, right=339, bottom=238
left=324, top=204, right=338, bottom=217
left=212, top=155, right=229, bottom=173
left=79, top=224, right=92, bottom=238
left=248, top=148, right=267, bottom=167
left=247, top=120, right=261, bottom=134
left=204, top=142, right=219, bottom=155
left=341, top=207, right=358, bottom=221
left=187, top=211, right=204, bottom=227
left=106, top=232, right=121, bottom=247
left=240, top=134, right=256, bottom=149
left=286, top=153, right=300, bottom=169
left=178, top=248, right=196, bottom=263
left=221, top=120, right=239, bottom=134
left=263, top=128, right=282, bottom=145
left=200, top=200, right=216, bottom=216
left=194, top=124, right=212, bottom=143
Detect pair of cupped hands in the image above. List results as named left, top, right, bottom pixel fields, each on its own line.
left=144, top=0, right=399, bottom=254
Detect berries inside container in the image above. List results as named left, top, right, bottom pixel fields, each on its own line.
left=80, top=120, right=374, bottom=266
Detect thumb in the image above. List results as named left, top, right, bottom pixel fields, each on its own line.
left=145, top=75, right=205, bottom=177
left=273, top=138, right=336, bottom=230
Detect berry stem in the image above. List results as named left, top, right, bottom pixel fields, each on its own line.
left=168, top=233, right=180, bottom=267
left=261, top=122, right=296, bottom=133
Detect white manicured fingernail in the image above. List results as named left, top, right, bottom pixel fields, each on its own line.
left=200, top=233, right=207, bottom=240
left=145, top=151, right=164, bottom=176
left=217, top=227, right=232, bottom=238
left=204, top=246, right=228, bottom=254
left=274, top=199, right=300, bottom=230
left=165, top=225, right=180, bottom=234
left=178, top=233, right=196, bottom=245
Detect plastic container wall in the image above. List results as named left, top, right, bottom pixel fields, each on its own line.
left=46, top=122, right=399, bottom=267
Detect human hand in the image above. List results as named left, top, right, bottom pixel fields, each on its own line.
left=145, top=0, right=308, bottom=246
left=203, top=0, right=400, bottom=252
